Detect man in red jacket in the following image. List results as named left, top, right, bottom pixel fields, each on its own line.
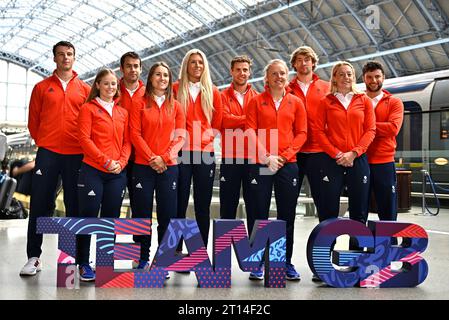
left=287, top=46, right=329, bottom=220
left=20, top=41, right=90, bottom=277
left=220, top=55, right=258, bottom=226
left=363, top=61, right=404, bottom=221
left=119, top=52, right=145, bottom=215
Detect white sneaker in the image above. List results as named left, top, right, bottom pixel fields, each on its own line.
left=20, top=257, right=42, bottom=276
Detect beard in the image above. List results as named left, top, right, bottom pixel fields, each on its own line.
left=297, top=67, right=312, bottom=76
left=366, top=82, right=383, bottom=92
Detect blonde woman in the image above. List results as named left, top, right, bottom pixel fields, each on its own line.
left=245, top=59, right=307, bottom=281
left=314, top=61, right=375, bottom=224
left=174, top=49, right=222, bottom=251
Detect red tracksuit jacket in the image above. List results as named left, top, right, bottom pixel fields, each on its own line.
left=314, top=93, right=376, bottom=158
left=245, top=89, right=307, bottom=164
left=130, top=96, right=186, bottom=166
left=119, top=79, right=146, bottom=113
left=78, top=98, right=131, bottom=172
left=173, top=82, right=223, bottom=152
left=28, top=70, right=90, bottom=154
left=220, top=83, right=258, bottom=159
left=287, top=74, right=330, bottom=153
left=366, top=90, right=404, bottom=164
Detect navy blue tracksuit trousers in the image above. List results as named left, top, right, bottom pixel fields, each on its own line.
left=369, top=162, right=397, bottom=221
left=318, top=154, right=370, bottom=224
left=296, top=152, right=326, bottom=214
left=177, top=151, right=215, bottom=248
left=219, top=158, right=254, bottom=229
left=247, top=162, right=299, bottom=264
left=132, top=164, right=178, bottom=262
left=76, top=163, right=127, bottom=265
left=27, top=147, right=82, bottom=259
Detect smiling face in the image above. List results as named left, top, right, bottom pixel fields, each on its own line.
left=150, top=65, right=170, bottom=96
left=363, top=69, right=384, bottom=93
left=334, top=64, right=354, bottom=94
left=96, top=73, right=118, bottom=102
left=265, top=62, right=288, bottom=91
left=187, top=53, right=204, bottom=83
left=231, top=61, right=251, bottom=87
left=53, top=45, right=75, bottom=73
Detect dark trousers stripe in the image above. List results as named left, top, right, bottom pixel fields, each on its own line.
left=219, top=159, right=254, bottom=230
left=76, top=163, right=126, bottom=265
left=297, top=152, right=326, bottom=214
left=27, top=147, right=82, bottom=259
left=318, top=154, right=370, bottom=224
left=247, top=163, right=299, bottom=263
left=132, top=164, right=178, bottom=261
left=369, top=162, right=397, bottom=221
left=177, top=151, right=215, bottom=248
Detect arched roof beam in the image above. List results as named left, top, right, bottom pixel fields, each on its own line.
left=236, top=37, right=449, bottom=88
left=30, top=1, right=157, bottom=73
left=414, top=0, right=442, bottom=34
left=292, top=2, right=338, bottom=58
left=389, top=1, right=431, bottom=72
left=287, top=6, right=328, bottom=57
left=126, top=2, right=188, bottom=42
left=341, top=0, right=378, bottom=46
left=83, top=0, right=312, bottom=81
left=14, top=1, right=86, bottom=54
left=0, top=0, right=54, bottom=45
left=0, top=50, right=50, bottom=77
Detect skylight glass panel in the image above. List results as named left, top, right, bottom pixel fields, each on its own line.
left=148, top=21, right=176, bottom=40
left=0, top=61, right=7, bottom=82
left=126, top=31, right=153, bottom=48
left=27, top=70, right=43, bottom=85
left=2, top=0, right=268, bottom=79
left=17, top=48, right=39, bottom=61
left=108, top=40, right=133, bottom=58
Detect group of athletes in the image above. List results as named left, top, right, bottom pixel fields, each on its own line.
left=18, top=40, right=403, bottom=283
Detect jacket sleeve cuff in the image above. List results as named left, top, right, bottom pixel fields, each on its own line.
left=161, top=154, right=170, bottom=164
left=103, top=159, right=111, bottom=169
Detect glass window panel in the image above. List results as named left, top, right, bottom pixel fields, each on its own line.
left=7, top=84, right=26, bottom=107
left=0, top=83, right=7, bottom=106
left=8, top=64, right=27, bottom=84
left=0, top=61, right=7, bottom=82
left=0, top=107, right=6, bottom=122
left=2, top=0, right=269, bottom=80
left=18, top=48, right=40, bottom=61
left=7, top=107, right=26, bottom=122
left=26, top=85, right=34, bottom=108
left=27, top=72, right=43, bottom=86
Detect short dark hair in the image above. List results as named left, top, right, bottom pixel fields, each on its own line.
left=230, top=55, right=252, bottom=70
left=362, top=61, right=385, bottom=76
left=52, top=41, right=75, bottom=57
left=120, top=52, right=141, bottom=68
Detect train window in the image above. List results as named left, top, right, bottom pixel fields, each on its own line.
left=396, top=101, right=422, bottom=159
left=441, top=108, right=449, bottom=139
left=431, top=79, right=449, bottom=110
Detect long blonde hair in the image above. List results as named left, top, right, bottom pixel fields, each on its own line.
left=177, top=49, right=214, bottom=123
left=330, top=61, right=362, bottom=94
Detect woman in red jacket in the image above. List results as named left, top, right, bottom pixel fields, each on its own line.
left=76, top=69, right=131, bottom=282
left=314, top=61, right=376, bottom=225
left=174, top=49, right=222, bottom=251
left=245, top=59, right=307, bottom=281
left=130, top=62, right=186, bottom=275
